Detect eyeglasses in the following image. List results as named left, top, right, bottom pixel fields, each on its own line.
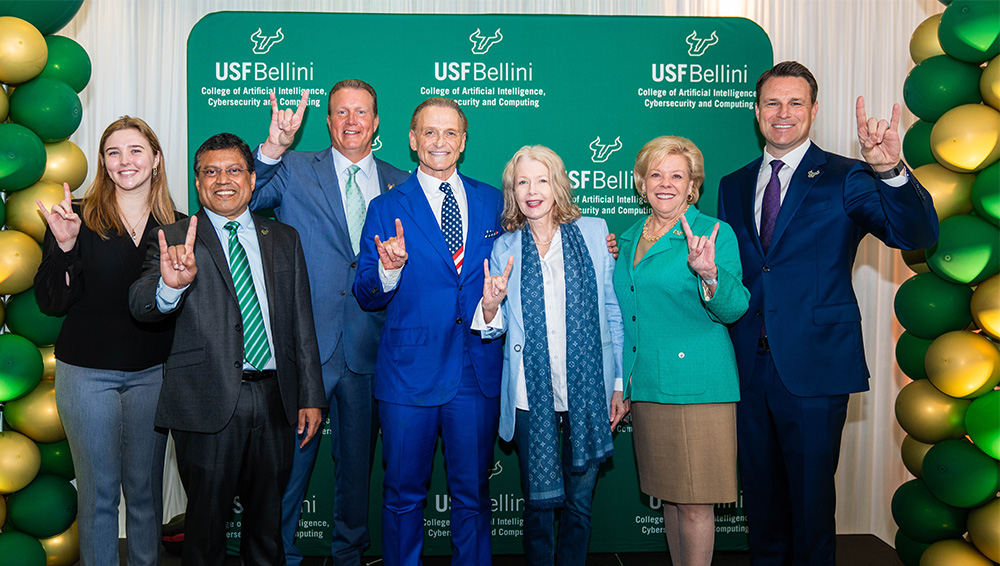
left=200, top=166, right=246, bottom=178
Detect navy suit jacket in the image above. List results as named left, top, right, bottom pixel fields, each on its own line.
left=252, top=148, right=409, bottom=375
left=718, top=143, right=938, bottom=397
left=353, top=172, right=504, bottom=406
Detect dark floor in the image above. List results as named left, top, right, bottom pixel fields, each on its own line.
left=138, top=534, right=902, bottom=565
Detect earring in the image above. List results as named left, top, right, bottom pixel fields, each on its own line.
left=639, top=191, right=647, bottom=201
left=153, top=167, right=158, bottom=177
left=686, top=193, right=694, bottom=203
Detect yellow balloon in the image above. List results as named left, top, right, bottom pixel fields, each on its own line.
left=910, top=14, right=945, bottom=64
left=972, top=275, right=1000, bottom=339
left=4, top=380, right=66, bottom=443
left=0, top=229, right=43, bottom=295
left=912, top=164, right=976, bottom=220
left=969, top=498, right=1000, bottom=562
left=895, top=379, right=972, bottom=443
left=900, top=249, right=930, bottom=274
left=0, top=430, right=41, bottom=493
left=0, top=86, right=8, bottom=122
left=39, top=520, right=79, bottom=566
left=930, top=104, right=1000, bottom=173
left=920, top=539, right=994, bottom=566
left=5, top=180, right=65, bottom=243
left=39, top=346, right=56, bottom=379
left=983, top=56, right=1000, bottom=111
left=925, top=330, right=1000, bottom=399
left=900, top=434, right=934, bottom=478
left=0, top=16, right=47, bottom=84
left=42, top=140, right=88, bottom=191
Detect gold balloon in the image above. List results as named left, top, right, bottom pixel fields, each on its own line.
left=900, top=249, right=930, bottom=274
left=969, top=497, right=1000, bottom=562
left=971, top=275, right=1000, bottom=339
left=925, top=330, right=1000, bottom=399
left=930, top=104, right=1000, bottom=173
left=39, top=520, right=79, bottom=566
left=4, top=380, right=66, bottom=443
left=5, top=181, right=65, bottom=243
left=42, top=140, right=88, bottom=191
left=920, top=539, right=994, bottom=566
left=0, top=17, right=48, bottom=84
left=0, top=229, right=43, bottom=295
left=895, top=379, right=971, bottom=443
left=39, top=346, right=56, bottom=379
left=0, top=430, right=41, bottom=493
left=912, top=164, right=975, bottom=221
left=983, top=56, right=1000, bottom=111
left=0, top=86, right=7, bottom=122
left=900, top=434, right=934, bottom=478
left=910, top=14, right=945, bottom=64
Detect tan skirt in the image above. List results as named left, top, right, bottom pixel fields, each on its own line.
left=630, top=401, right=738, bottom=504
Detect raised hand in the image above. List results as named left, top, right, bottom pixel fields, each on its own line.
left=36, top=183, right=81, bottom=252
left=261, top=89, right=309, bottom=159
left=856, top=96, right=902, bottom=170
left=159, top=216, right=198, bottom=289
left=606, top=232, right=619, bottom=259
left=374, top=218, right=407, bottom=270
left=680, top=216, right=719, bottom=281
left=482, top=257, right=514, bottom=322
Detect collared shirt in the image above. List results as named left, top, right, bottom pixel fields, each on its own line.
left=257, top=146, right=381, bottom=208
left=156, top=208, right=277, bottom=371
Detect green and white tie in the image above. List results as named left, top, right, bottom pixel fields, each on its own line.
left=224, top=221, right=271, bottom=370
left=345, top=164, right=365, bottom=255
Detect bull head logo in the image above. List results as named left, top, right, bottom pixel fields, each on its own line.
left=250, top=28, right=284, bottom=55
left=469, top=28, right=503, bottom=54
left=685, top=31, right=718, bottom=56
left=589, top=136, right=623, bottom=163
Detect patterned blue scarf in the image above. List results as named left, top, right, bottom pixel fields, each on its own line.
left=520, top=221, right=613, bottom=507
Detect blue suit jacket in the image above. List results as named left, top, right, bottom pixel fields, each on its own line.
left=477, top=217, right=624, bottom=442
left=252, top=148, right=409, bottom=375
left=718, top=143, right=938, bottom=396
left=353, top=172, right=505, bottom=406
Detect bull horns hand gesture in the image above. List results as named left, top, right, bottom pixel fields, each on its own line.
left=261, top=89, right=309, bottom=159
left=856, top=96, right=902, bottom=172
left=482, top=257, right=514, bottom=323
left=680, top=216, right=719, bottom=283
left=159, top=216, right=199, bottom=289
left=36, top=182, right=81, bottom=253
left=375, top=218, right=408, bottom=270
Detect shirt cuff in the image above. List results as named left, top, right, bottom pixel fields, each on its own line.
left=879, top=170, right=908, bottom=187
left=378, top=261, right=402, bottom=292
left=155, top=277, right=188, bottom=312
left=470, top=298, right=504, bottom=331
left=256, top=146, right=281, bottom=165
left=615, top=377, right=624, bottom=392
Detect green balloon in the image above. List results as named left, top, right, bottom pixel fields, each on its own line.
left=903, top=120, right=937, bottom=170
left=903, top=55, right=984, bottom=121
left=37, top=36, right=90, bottom=93
left=8, top=77, right=82, bottom=143
left=938, top=0, right=1000, bottom=63
left=895, top=331, right=934, bottom=380
left=4, top=288, right=65, bottom=347
left=894, top=272, right=974, bottom=339
left=967, top=389, right=1000, bottom=459
left=895, top=528, right=933, bottom=566
left=0, top=123, right=46, bottom=191
left=926, top=214, right=1000, bottom=284
left=0, top=333, right=43, bottom=402
left=971, top=161, right=999, bottom=227
left=922, top=438, right=1000, bottom=508
left=891, top=479, right=969, bottom=543
left=36, top=439, right=73, bottom=480
left=0, top=532, right=46, bottom=566
left=0, top=0, right=84, bottom=35
left=6, top=474, right=77, bottom=538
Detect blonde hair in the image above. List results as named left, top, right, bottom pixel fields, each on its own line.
left=81, top=116, right=176, bottom=238
left=500, top=145, right=581, bottom=232
left=633, top=136, right=705, bottom=204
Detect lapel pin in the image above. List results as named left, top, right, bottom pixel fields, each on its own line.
left=807, top=170, right=820, bottom=178
left=261, top=228, right=269, bottom=236
left=388, top=184, right=395, bottom=189
left=673, top=229, right=683, bottom=236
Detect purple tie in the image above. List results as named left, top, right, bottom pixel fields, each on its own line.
left=759, top=159, right=784, bottom=252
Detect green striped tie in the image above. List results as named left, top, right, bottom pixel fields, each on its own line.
left=224, top=221, right=272, bottom=370
left=345, top=164, right=365, bottom=255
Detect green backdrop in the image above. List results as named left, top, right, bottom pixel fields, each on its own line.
left=186, top=11, right=773, bottom=556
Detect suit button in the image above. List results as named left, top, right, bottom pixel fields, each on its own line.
left=341, top=291, right=346, bottom=297
left=678, top=352, right=685, bottom=359
left=235, top=323, right=242, bottom=332
left=630, top=286, right=634, bottom=292
left=763, top=266, right=771, bottom=272
left=459, top=285, right=463, bottom=291
left=350, top=262, right=357, bottom=268
left=632, top=316, right=636, bottom=321
left=234, top=361, right=241, bottom=369
left=756, top=310, right=762, bottom=316
left=514, top=344, right=522, bottom=352
left=456, top=318, right=463, bottom=325
left=632, top=347, right=637, bottom=352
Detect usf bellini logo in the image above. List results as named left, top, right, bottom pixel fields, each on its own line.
left=685, top=30, right=718, bottom=56
left=250, top=28, right=284, bottom=54
left=589, top=136, right=623, bottom=163
left=469, top=28, right=503, bottom=54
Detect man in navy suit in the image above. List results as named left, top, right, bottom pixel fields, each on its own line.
left=251, top=80, right=409, bottom=566
left=717, top=61, right=938, bottom=565
left=353, top=97, right=505, bottom=566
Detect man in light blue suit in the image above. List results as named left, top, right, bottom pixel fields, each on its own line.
left=353, top=97, right=504, bottom=566
left=718, top=62, right=938, bottom=566
left=250, top=80, right=409, bottom=566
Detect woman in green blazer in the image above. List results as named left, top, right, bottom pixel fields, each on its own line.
left=613, top=136, right=749, bottom=566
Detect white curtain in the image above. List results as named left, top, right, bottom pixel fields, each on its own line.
left=57, top=0, right=945, bottom=545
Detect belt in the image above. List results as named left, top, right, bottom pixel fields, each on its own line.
left=241, top=369, right=276, bottom=382
left=758, top=336, right=770, bottom=351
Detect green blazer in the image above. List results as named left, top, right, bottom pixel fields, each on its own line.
left=613, top=206, right=749, bottom=405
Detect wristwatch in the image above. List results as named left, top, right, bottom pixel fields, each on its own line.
left=874, top=161, right=907, bottom=179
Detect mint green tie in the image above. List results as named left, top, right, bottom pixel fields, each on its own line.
left=224, top=221, right=272, bottom=370
left=345, top=164, right=365, bottom=255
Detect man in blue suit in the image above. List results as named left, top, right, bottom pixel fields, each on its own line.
left=250, top=80, right=409, bottom=566
left=717, top=61, right=938, bottom=566
left=353, top=97, right=504, bottom=566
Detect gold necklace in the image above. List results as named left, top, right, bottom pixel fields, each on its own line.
left=641, top=215, right=674, bottom=243
left=121, top=208, right=149, bottom=241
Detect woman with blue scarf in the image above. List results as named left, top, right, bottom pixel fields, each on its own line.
left=473, top=145, right=626, bottom=565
